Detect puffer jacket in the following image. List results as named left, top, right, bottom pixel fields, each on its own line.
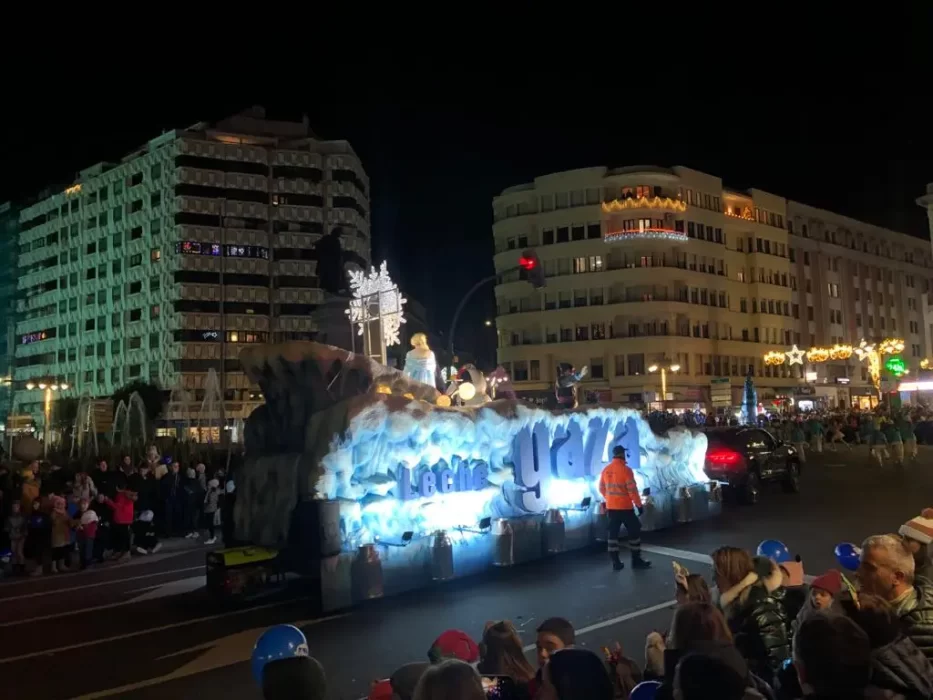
left=895, top=576, right=933, bottom=661
left=869, top=633, right=933, bottom=700
left=720, top=567, right=791, bottom=682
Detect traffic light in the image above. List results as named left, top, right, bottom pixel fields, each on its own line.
left=519, top=249, right=546, bottom=289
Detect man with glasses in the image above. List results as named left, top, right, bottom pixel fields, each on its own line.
left=858, top=534, right=933, bottom=659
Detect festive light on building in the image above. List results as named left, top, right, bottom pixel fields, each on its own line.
left=879, top=338, right=905, bottom=355
left=885, top=355, right=908, bottom=377
left=346, top=261, right=407, bottom=347
left=806, top=347, right=831, bottom=363
left=785, top=345, right=805, bottom=365
left=763, top=351, right=786, bottom=366
left=724, top=205, right=755, bottom=221
left=921, top=359, right=931, bottom=370
left=64, top=184, right=82, bottom=196
left=829, top=344, right=853, bottom=360
left=603, top=228, right=688, bottom=243
left=601, top=195, right=687, bottom=213
left=855, top=340, right=875, bottom=361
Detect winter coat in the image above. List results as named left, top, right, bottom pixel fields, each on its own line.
left=100, top=493, right=135, bottom=526
left=916, top=556, right=933, bottom=584
left=720, top=568, right=791, bottom=682
left=160, top=472, right=182, bottom=501
left=78, top=510, right=99, bottom=539
left=72, top=476, right=97, bottom=502
left=653, top=641, right=774, bottom=700
left=5, top=513, right=26, bottom=539
left=869, top=633, right=933, bottom=699
left=894, top=576, right=933, bottom=661
left=50, top=510, right=74, bottom=548
left=203, top=487, right=220, bottom=514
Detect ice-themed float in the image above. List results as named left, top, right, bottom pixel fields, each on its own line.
left=232, top=341, right=718, bottom=611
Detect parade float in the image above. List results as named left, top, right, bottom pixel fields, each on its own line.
left=227, top=338, right=719, bottom=611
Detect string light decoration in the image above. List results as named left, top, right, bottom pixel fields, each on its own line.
left=855, top=340, right=875, bottom=361
left=829, top=344, right=853, bottom=360
left=806, top=347, right=831, bottom=363
left=763, top=351, right=786, bottom=366
left=724, top=205, right=754, bottom=221
left=601, top=196, right=687, bottom=213
left=921, top=359, right=931, bottom=370
left=785, top=345, right=805, bottom=365
left=346, top=261, right=407, bottom=347
left=879, top=338, right=905, bottom=355
left=603, top=228, right=688, bottom=243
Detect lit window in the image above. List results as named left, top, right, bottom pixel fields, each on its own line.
left=151, top=248, right=161, bottom=262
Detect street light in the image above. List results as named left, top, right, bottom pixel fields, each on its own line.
left=648, top=360, right=680, bottom=411
left=27, top=377, right=66, bottom=457
left=484, top=320, right=492, bottom=327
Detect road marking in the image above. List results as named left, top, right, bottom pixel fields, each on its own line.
left=521, top=600, right=676, bottom=652
left=0, top=566, right=204, bottom=602
left=0, top=597, right=318, bottom=664
left=72, top=614, right=348, bottom=699
left=0, top=575, right=208, bottom=627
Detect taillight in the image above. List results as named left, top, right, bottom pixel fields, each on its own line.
left=707, top=449, right=742, bottom=467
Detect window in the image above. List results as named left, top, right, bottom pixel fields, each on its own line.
left=151, top=248, right=161, bottom=263
left=150, top=276, right=160, bottom=292
left=529, top=360, right=540, bottom=381
left=571, top=225, right=584, bottom=241
left=590, top=359, right=604, bottom=379
left=128, top=337, right=142, bottom=350
left=614, top=355, right=625, bottom=376
left=591, top=322, right=606, bottom=340
left=573, top=257, right=587, bottom=273
left=808, top=307, right=814, bottom=321
left=128, top=308, right=142, bottom=322
left=113, top=206, right=123, bottom=223
left=556, top=227, right=569, bottom=243
left=129, top=364, right=141, bottom=378
left=131, top=226, right=143, bottom=240
left=587, top=223, right=601, bottom=240
left=543, top=229, right=554, bottom=245
left=150, top=305, right=160, bottom=319
left=150, top=192, right=161, bottom=208
left=86, top=267, right=96, bottom=280
left=85, top=319, right=95, bottom=331
left=112, top=260, right=122, bottom=275
left=130, top=253, right=142, bottom=268
left=575, top=325, right=589, bottom=341
left=129, top=281, right=142, bottom=295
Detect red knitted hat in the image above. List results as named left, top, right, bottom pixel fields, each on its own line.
left=810, top=569, right=843, bottom=596
left=427, top=629, right=480, bottom=664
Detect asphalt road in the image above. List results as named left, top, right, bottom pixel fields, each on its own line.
left=3, top=445, right=931, bottom=700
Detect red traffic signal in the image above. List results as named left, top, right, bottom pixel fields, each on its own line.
left=519, top=249, right=545, bottom=289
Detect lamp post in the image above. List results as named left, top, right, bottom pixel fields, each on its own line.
left=648, top=361, right=681, bottom=412
left=25, top=378, right=68, bottom=458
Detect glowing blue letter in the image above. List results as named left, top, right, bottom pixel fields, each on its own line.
left=472, top=462, right=489, bottom=490
left=583, top=417, right=610, bottom=476
left=513, top=421, right=551, bottom=513
left=551, top=422, right=584, bottom=479
left=419, top=470, right=437, bottom=498
left=397, top=466, right=415, bottom=500
left=437, top=468, right=454, bottom=494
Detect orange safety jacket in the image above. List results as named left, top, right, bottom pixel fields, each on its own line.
left=598, top=457, right=642, bottom=510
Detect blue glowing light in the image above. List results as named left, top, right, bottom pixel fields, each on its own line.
left=317, top=403, right=709, bottom=547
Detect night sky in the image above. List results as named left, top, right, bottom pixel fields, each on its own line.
left=2, top=61, right=931, bottom=367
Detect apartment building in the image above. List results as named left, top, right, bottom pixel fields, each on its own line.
left=13, top=107, right=370, bottom=431
left=492, top=165, right=933, bottom=410
left=0, top=202, right=19, bottom=421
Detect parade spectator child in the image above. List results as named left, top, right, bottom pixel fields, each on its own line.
left=99, top=488, right=137, bottom=562
left=76, top=498, right=98, bottom=568
left=4, top=501, right=26, bottom=571
left=202, top=478, right=221, bottom=544
left=883, top=420, right=904, bottom=466
left=870, top=426, right=889, bottom=468
left=535, top=617, right=575, bottom=668
left=795, top=570, right=842, bottom=632
left=49, top=495, right=75, bottom=573
left=25, top=499, right=50, bottom=576
left=133, top=510, right=161, bottom=554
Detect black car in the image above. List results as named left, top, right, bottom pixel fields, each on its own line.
left=703, top=427, right=801, bottom=503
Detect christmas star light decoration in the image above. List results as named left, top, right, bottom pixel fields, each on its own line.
left=785, top=345, right=805, bottom=365
left=855, top=340, right=875, bottom=362
left=346, top=261, right=407, bottom=347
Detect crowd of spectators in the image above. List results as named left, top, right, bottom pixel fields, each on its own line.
left=0, top=454, right=235, bottom=575
left=255, top=509, right=933, bottom=700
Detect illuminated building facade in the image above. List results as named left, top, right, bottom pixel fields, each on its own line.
left=0, top=202, right=19, bottom=421
left=13, top=107, right=370, bottom=432
left=493, top=165, right=933, bottom=410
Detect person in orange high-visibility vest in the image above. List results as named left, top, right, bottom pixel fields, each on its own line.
left=599, top=445, right=651, bottom=570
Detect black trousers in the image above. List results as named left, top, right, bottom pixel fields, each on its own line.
left=607, top=509, right=642, bottom=554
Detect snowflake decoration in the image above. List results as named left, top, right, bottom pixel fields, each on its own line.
left=345, top=261, right=407, bottom=347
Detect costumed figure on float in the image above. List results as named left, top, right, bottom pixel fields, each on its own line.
left=556, top=362, right=588, bottom=409
left=402, top=332, right=437, bottom=388
left=487, top=366, right=516, bottom=400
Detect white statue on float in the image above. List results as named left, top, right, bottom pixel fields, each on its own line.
left=403, top=332, right=437, bottom=388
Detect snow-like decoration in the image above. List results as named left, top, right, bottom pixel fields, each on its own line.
left=234, top=342, right=710, bottom=549
left=319, top=401, right=709, bottom=547
left=346, top=261, right=407, bottom=347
